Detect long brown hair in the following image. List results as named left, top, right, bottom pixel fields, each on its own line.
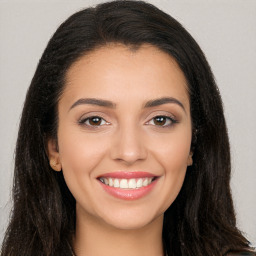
left=1, top=1, right=253, bottom=255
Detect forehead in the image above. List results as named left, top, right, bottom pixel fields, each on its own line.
left=66, top=43, right=187, bottom=81
left=62, top=43, right=189, bottom=109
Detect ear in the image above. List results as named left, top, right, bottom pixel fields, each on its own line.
left=187, top=151, right=193, bottom=166
left=47, top=138, right=62, bottom=172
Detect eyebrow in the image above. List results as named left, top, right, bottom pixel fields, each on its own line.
left=143, top=97, right=185, bottom=111
left=69, top=98, right=116, bottom=111
left=69, top=96, right=185, bottom=112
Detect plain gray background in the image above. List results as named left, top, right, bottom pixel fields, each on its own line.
left=0, top=0, right=255, bottom=246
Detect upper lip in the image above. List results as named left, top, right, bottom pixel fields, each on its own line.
left=97, top=171, right=157, bottom=179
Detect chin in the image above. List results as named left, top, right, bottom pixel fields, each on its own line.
left=97, top=207, right=164, bottom=231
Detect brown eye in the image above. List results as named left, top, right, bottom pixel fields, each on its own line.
left=147, top=115, right=176, bottom=127
left=153, top=116, right=169, bottom=126
left=79, top=116, right=108, bottom=127
left=88, top=117, right=102, bottom=126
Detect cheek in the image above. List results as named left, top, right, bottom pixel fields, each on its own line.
left=150, top=128, right=191, bottom=207
left=150, top=127, right=192, bottom=169
left=57, top=126, right=109, bottom=189
left=163, top=135, right=191, bottom=181
left=56, top=127, right=112, bottom=211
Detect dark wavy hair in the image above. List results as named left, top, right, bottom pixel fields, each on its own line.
left=1, top=1, right=253, bottom=256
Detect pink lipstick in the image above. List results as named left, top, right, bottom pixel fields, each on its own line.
left=97, top=172, right=159, bottom=200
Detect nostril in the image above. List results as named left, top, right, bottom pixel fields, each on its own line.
left=111, top=145, right=148, bottom=164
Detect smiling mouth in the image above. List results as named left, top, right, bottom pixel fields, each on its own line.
left=97, top=172, right=159, bottom=200
left=98, top=177, right=157, bottom=189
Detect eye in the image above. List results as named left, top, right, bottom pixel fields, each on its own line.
left=79, top=116, right=109, bottom=127
left=147, top=115, right=176, bottom=127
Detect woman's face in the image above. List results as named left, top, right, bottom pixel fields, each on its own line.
left=48, top=44, right=192, bottom=230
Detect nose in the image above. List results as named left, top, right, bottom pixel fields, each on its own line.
left=110, top=125, right=147, bottom=165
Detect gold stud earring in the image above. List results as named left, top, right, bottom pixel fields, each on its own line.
left=50, top=160, right=61, bottom=171
left=50, top=160, right=56, bottom=168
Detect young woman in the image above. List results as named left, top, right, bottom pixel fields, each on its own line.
left=1, top=1, right=255, bottom=255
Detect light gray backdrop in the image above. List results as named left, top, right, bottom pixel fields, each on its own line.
left=0, top=0, right=255, bottom=246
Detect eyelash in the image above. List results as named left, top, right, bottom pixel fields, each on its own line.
left=78, top=115, right=178, bottom=128
left=78, top=116, right=110, bottom=127
left=146, top=115, right=178, bottom=127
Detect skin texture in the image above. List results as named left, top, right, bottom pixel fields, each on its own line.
left=48, top=44, right=193, bottom=256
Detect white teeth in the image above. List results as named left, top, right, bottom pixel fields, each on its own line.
left=128, top=179, right=137, bottom=189
left=114, top=179, right=119, bottom=187
left=100, top=177, right=154, bottom=189
left=109, top=178, right=114, bottom=187
left=120, top=179, right=129, bottom=189
left=136, top=178, right=143, bottom=188
left=143, top=178, right=149, bottom=186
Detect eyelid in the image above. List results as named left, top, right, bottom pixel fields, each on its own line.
left=78, top=111, right=108, bottom=122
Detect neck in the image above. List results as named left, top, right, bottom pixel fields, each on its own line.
left=73, top=206, right=165, bottom=256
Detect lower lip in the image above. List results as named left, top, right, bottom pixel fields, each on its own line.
left=98, top=180, right=158, bottom=200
